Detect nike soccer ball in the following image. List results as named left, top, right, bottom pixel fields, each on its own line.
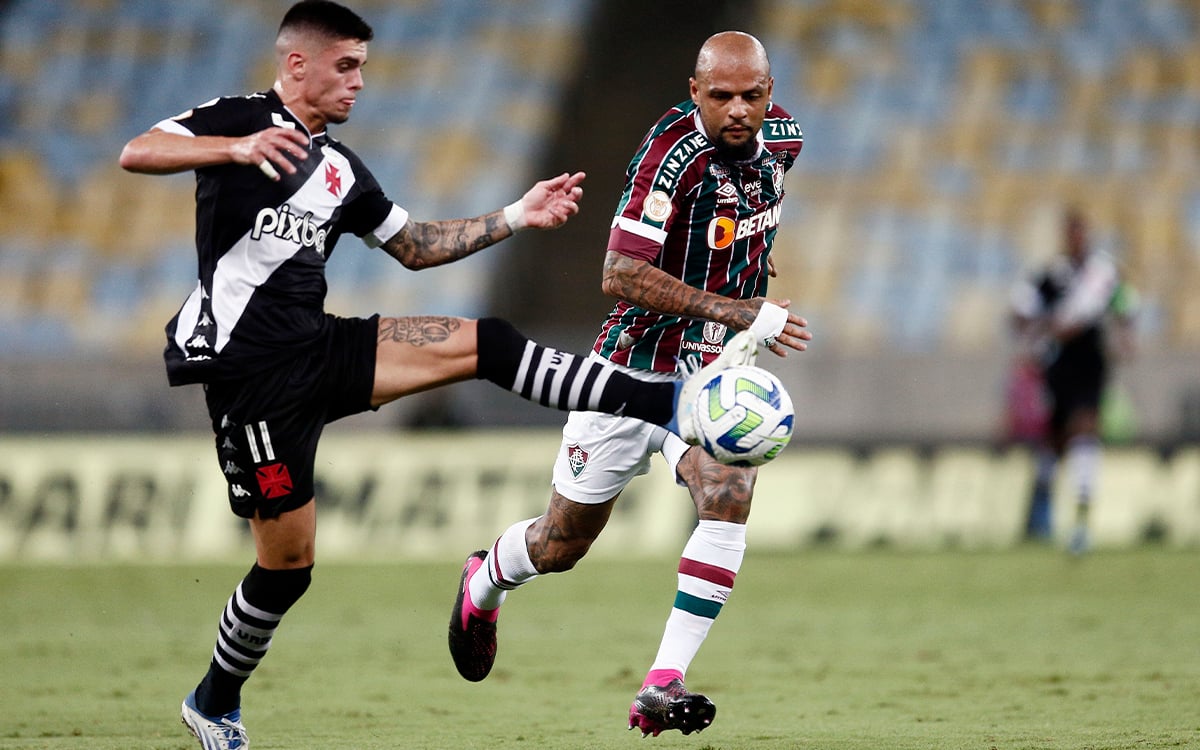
left=692, top=364, right=795, bottom=467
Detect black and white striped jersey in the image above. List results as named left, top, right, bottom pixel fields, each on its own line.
left=153, top=88, right=408, bottom=385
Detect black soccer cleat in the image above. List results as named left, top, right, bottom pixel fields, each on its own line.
left=628, top=678, right=716, bottom=737
left=448, top=550, right=498, bottom=682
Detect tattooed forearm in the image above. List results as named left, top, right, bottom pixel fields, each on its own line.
left=601, top=252, right=755, bottom=330
left=382, top=213, right=512, bottom=269
left=377, top=316, right=461, bottom=346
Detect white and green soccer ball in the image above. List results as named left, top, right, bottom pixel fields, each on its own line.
left=692, top=364, right=795, bottom=467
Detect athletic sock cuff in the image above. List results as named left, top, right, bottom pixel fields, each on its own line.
left=242, top=563, right=313, bottom=614
left=475, top=317, right=527, bottom=386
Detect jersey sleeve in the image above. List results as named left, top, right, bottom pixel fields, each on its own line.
left=335, top=147, right=410, bottom=247
left=608, top=107, right=696, bottom=261
left=762, top=101, right=804, bottom=167
left=153, top=96, right=258, bottom=138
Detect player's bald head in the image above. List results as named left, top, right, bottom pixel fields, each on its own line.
left=694, top=31, right=770, bottom=83
left=275, top=0, right=373, bottom=60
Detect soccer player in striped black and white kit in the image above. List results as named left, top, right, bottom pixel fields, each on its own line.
left=1010, top=208, right=1136, bottom=554
left=119, top=3, right=733, bottom=748
left=449, top=31, right=812, bottom=737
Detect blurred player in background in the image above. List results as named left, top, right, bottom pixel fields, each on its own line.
left=119, top=2, right=736, bottom=748
left=448, top=31, right=810, bottom=737
left=1010, top=208, right=1137, bottom=554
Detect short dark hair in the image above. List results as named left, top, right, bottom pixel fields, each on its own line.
left=279, top=1, right=373, bottom=42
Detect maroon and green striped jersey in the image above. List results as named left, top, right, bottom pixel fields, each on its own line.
left=593, top=99, right=802, bottom=373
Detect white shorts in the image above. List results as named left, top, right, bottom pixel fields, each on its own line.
left=551, top=411, right=691, bottom=503
left=550, top=356, right=691, bottom=504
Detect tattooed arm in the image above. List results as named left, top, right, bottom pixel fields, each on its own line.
left=381, top=214, right=511, bottom=270
left=380, top=171, right=586, bottom=270
left=601, top=250, right=811, bottom=356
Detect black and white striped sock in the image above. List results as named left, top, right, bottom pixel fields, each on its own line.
left=475, top=318, right=675, bottom=424
left=193, top=564, right=312, bottom=716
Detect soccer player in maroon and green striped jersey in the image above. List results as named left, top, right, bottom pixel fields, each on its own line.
left=450, top=31, right=812, bottom=737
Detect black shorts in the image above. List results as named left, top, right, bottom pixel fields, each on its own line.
left=204, top=314, right=379, bottom=519
left=1044, top=347, right=1107, bottom=434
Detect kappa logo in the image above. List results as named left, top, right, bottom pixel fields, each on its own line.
left=222, top=460, right=243, bottom=476
left=231, top=484, right=252, bottom=498
left=252, top=204, right=329, bottom=256
left=566, top=443, right=589, bottom=478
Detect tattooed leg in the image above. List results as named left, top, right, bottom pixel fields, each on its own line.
left=377, top=315, right=461, bottom=347
left=371, top=315, right=477, bottom=405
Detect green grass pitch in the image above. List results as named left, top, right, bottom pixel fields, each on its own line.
left=2, top=548, right=1198, bottom=749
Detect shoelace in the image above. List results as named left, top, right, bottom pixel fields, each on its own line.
left=198, top=716, right=247, bottom=749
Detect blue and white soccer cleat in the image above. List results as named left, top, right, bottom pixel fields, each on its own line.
left=181, top=690, right=248, bottom=750
left=668, top=329, right=758, bottom=444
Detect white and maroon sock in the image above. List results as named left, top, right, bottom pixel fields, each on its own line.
left=644, top=520, right=746, bottom=687
left=467, top=517, right=539, bottom=616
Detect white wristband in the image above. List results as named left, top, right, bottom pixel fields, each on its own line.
left=503, top=200, right=526, bottom=231
left=748, top=302, right=788, bottom=348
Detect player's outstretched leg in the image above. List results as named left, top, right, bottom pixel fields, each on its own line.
left=448, top=550, right=499, bottom=681
left=668, top=329, right=759, bottom=444
left=475, top=319, right=758, bottom=445
left=628, top=678, right=716, bottom=737
left=181, top=690, right=248, bottom=750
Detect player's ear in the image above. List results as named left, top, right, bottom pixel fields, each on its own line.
left=286, top=50, right=307, bottom=80
left=689, top=77, right=700, bottom=105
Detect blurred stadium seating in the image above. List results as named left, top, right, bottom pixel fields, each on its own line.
left=760, top=0, right=1200, bottom=355
left=0, top=0, right=1198, bottom=439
